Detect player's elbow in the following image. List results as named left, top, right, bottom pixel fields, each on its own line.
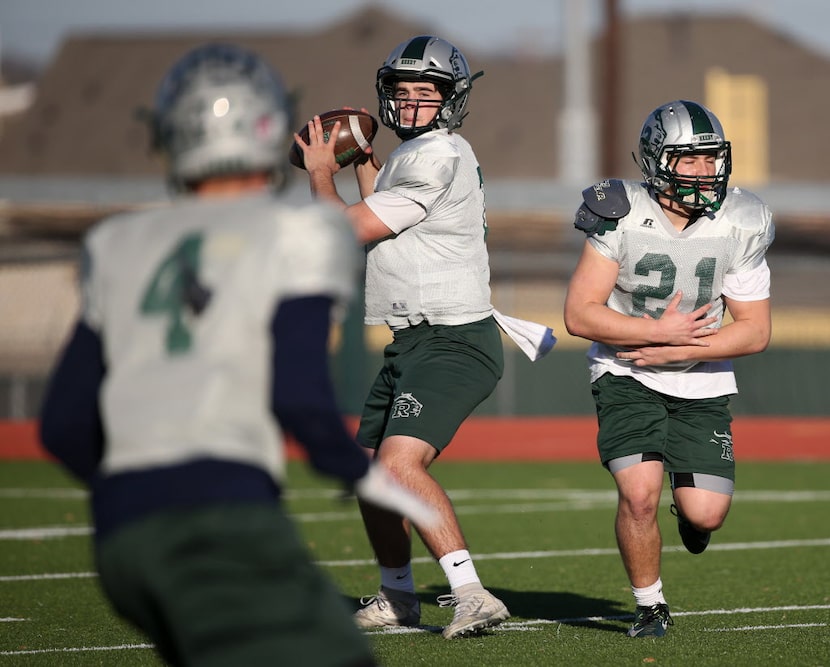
left=349, top=204, right=394, bottom=245
left=563, top=304, right=591, bottom=340
left=750, top=330, right=771, bottom=355
left=752, top=315, right=772, bottom=353
left=563, top=314, right=582, bottom=339
left=740, top=321, right=771, bottom=356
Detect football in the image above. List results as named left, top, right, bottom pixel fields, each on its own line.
left=289, top=109, right=378, bottom=169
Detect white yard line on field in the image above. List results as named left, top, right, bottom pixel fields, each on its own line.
left=0, top=488, right=87, bottom=499
left=4, top=487, right=830, bottom=503
left=0, top=644, right=154, bottom=656
left=0, top=571, right=97, bottom=582
left=318, top=538, right=830, bottom=567
left=704, top=622, right=827, bottom=631
left=0, top=526, right=92, bottom=539
left=369, top=604, right=830, bottom=635
left=3, top=538, right=828, bottom=581
left=1, top=607, right=827, bottom=652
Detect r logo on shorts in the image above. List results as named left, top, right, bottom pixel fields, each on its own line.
left=391, top=392, right=423, bottom=418
left=356, top=317, right=503, bottom=452
left=709, top=430, right=734, bottom=462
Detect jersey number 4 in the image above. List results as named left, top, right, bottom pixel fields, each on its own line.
left=140, top=233, right=213, bottom=354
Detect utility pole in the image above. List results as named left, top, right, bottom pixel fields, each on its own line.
left=558, top=0, right=598, bottom=184
left=601, top=0, right=621, bottom=177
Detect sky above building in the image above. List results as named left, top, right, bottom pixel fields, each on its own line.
left=1, top=0, right=829, bottom=66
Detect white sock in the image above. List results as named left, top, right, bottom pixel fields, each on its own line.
left=439, top=550, right=481, bottom=591
left=632, top=578, right=667, bottom=607
left=380, top=564, right=415, bottom=594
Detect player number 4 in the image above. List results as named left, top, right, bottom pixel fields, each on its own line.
left=140, top=233, right=213, bottom=354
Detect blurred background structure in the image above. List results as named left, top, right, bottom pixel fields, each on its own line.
left=0, top=1, right=828, bottom=419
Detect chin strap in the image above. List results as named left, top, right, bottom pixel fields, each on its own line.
left=700, top=193, right=721, bottom=212
left=676, top=186, right=721, bottom=212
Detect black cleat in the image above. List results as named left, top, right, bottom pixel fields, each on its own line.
left=671, top=503, right=711, bottom=554
left=627, top=603, right=674, bottom=638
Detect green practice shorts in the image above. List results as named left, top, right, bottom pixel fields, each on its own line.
left=357, top=316, right=503, bottom=453
left=592, top=373, right=736, bottom=491
left=96, top=503, right=374, bottom=667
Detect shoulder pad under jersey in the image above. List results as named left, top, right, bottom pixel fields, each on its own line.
left=574, top=179, right=631, bottom=236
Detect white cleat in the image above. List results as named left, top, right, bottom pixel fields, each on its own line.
left=353, top=586, right=420, bottom=629
left=438, top=586, right=510, bottom=639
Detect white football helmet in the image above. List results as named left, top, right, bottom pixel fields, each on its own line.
left=149, top=43, right=293, bottom=191
left=636, top=100, right=732, bottom=211
left=376, top=35, right=482, bottom=139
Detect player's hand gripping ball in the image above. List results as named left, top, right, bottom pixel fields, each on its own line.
left=289, top=109, right=378, bottom=169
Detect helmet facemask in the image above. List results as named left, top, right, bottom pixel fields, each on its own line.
left=636, top=100, right=732, bottom=212
left=377, top=77, right=455, bottom=140
left=653, top=144, right=732, bottom=211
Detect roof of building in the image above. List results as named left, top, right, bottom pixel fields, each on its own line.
left=2, top=7, right=829, bottom=183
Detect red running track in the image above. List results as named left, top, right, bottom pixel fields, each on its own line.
left=2, top=417, right=827, bottom=462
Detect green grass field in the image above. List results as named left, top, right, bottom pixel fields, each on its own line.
left=1, top=460, right=828, bottom=666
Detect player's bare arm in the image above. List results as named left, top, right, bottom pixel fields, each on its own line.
left=354, top=154, right=381, bottom=198
left=618, top=296, right=770, bottom=367
left=565, top=241, right=717, bottom=347
left=345, top=200, right=394, bottom=245
left=296, top=115, right=390, bottom=244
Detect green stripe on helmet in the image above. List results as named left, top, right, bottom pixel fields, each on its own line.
left=683, top=100, right=715, bottom=135
left=400, top=35, right=432, bottom=61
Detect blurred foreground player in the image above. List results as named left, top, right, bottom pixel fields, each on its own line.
left=40, top=43, right=436, bottom=667
left=564, top=100, right=774, bottom=638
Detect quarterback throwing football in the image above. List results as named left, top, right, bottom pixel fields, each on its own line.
left=296, top=35, right=512, bottom=639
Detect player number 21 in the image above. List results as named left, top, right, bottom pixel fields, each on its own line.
left=631, top=252, right=716, bottom=317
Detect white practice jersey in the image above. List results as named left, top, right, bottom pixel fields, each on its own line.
left=586, top=181, right=775, bottom=399
left=80, top=193, right=359, bottom=481
left=363, top=129, right=493, bottom=328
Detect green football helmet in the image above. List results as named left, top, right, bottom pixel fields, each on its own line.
left=376, top=35, right=482, bottom=140
left=636, top=100, right=732, bottom=211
